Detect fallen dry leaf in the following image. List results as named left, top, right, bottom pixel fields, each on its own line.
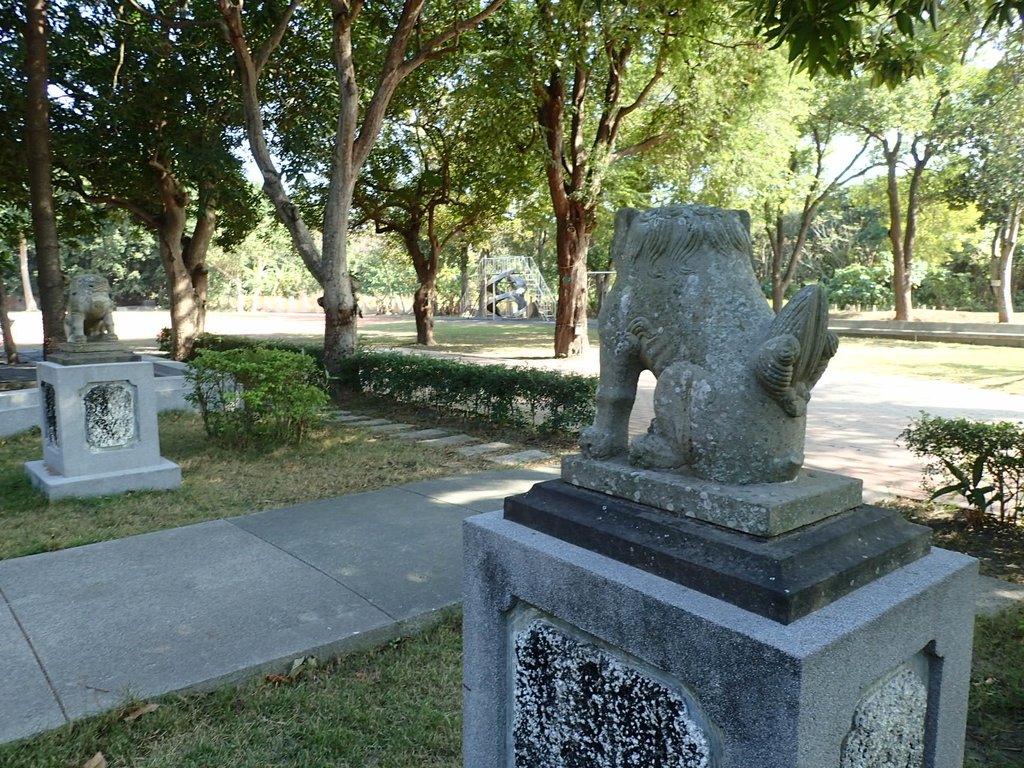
left=82, top=752, right=107, bottom=768
left=123, top=702, right=159, bottom=722
left=265, top=673, right=291, bottom=685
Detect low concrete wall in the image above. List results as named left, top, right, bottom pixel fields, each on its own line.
left=830, top=319, right=1024, bottom=347
left=0, top=356, right=194, bottom=438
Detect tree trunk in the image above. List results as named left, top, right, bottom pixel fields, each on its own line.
left=883, top=141, right=912, bottom=321
left=459, top=243, right=470, bottom=315
left=401, top=221, right=438, bottom=347
left=18, top=232, right=38, bottom=312
left=994, top=202, right=1022, bottom=323
left=768, top=211, right=785, bottom=312
left=320, top=181, right=359, bottom=374
left=152, top=168, right=214, bottom=360
left=0, top=276, right=18, bottom=363
left=553, top=202, right=591, bottom=358
left=23, top=0, right=65, bottom=354
left=413, top=277, right=436, bottom=346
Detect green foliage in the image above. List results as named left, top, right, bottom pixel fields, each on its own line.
left=185, top=348, right=329, bottom=449
left=336, top=351, right=596, bottom=435
left=900, top=413, right=1024, bottom=524
left=826, top=263, right=893, bottom=308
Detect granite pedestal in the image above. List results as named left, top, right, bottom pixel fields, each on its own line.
left=464, top=509, right=977, bottom=767
left=25, top=360, right=181, bottom=500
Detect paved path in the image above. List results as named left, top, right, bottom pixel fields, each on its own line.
left=0, top=467, right=559, bottom=745
left=454, top=347, right=1024, bottom=504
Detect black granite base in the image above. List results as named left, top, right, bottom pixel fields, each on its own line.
left=503, top=480, right=932, bottom=624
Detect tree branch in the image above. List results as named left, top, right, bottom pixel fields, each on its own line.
left=399, top=0, right=508, bottom=78
left=611, top=132, right=672, bottom=161
left=254, top=0, right=304, bottom=76
left=218, top=0, right=325, bottom=285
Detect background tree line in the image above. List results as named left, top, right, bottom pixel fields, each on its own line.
left=3, top=0, right=1024, bottom=368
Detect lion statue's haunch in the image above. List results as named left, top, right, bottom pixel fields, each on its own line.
left=580, top=206, right=838, bottom=485
left=64, top=274, right=118, bottom=343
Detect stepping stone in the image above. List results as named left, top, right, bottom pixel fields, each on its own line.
left=367, top=423, right=416, bottom=433
left=487, top=450, right=554, bottom=465
left=339, top=418, right=393, bottom=427
left=456, top=441, right=512, bottom=457
left=328, top=414, right=372, bottom=423
left=392, top=428, right=450, bottom=440
left=419, top=434, right=480, bottom=448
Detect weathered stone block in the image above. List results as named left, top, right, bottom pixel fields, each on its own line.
left=26, top=361, right=181, bottom=500
left=463, top=512, right=976, bottom=768
left=562, top=455, right=863, bottom=536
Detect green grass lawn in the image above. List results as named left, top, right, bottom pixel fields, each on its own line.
left=352, top=318, right=1024, bottom=395
left=0, top=412, right=494, bottom=561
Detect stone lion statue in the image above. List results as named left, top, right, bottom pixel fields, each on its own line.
left=64, top=274, right=118, bottom=343
left=580, top=205, right=838, bottom=485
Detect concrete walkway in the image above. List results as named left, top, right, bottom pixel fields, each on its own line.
left=0, top=466, right=559, bottom=745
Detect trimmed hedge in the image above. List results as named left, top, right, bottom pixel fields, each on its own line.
left=335, top=350, right=596, bottom=434
left=161, top=328, right=597, bottom=436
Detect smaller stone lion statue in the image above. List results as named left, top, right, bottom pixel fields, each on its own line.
left=64, top=274, right=118, bottom=343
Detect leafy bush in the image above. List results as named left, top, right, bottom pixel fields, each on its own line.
left=185, top=347, right=329, bottom=448
left=900, top=413, right=1024, bottom=525
left=335, top=350, right=596, bottom=434
left=826, top=263, right=892, bottom=309
left=915, top=270, right=987, bottom=311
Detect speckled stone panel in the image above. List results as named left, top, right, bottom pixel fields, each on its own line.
left=513, top=617, right=714, bottom=767
left=42, top=382, right=57, bottom=445
left=841, top=662, right=927, bottom=768
left=83, top=381, right=137, bottom=450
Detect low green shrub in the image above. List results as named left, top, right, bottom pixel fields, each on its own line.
left=900, top=412, right=1024, bottom=525
left=336, top=350, right=596, bottom=434
left=185, top=347, right=329, bottom=448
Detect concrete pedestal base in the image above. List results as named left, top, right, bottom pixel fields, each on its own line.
left=25, top=458, right=182, bottom=501
left=464, top=511, right=977, bottom=768
left=25, top=361, right=181, bottom=501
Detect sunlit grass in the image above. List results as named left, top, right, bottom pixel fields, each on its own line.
left=831, top=338, right=1024, bottom=395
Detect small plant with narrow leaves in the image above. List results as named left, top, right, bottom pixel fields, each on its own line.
left=185, top=347, right=329, bottom=449
left=900, top=413, right=1024, bottom=525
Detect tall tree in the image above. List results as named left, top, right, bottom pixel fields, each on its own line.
left=354, top=40, right=534, bottom=345
left=45, top=1, right=258, bottom=360
left=762, top=90, right=879, bottom=312
left=219, top=0, right=506, bottom=376
left=946, top=33, right=1024, bottom=322
left=530, top=0, right=762, bottom=357
left=22, top=0, right=65, bottom=352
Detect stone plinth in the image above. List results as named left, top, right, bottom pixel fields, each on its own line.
left=49, top=341, right=136, bottom=366
left=25, top=361, right=181, bottom=500
left=505, top=480, right=931, bottom=624
left=562, top=455, right=863, bottom=537
left=464, top=511, right=977, bottom=768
